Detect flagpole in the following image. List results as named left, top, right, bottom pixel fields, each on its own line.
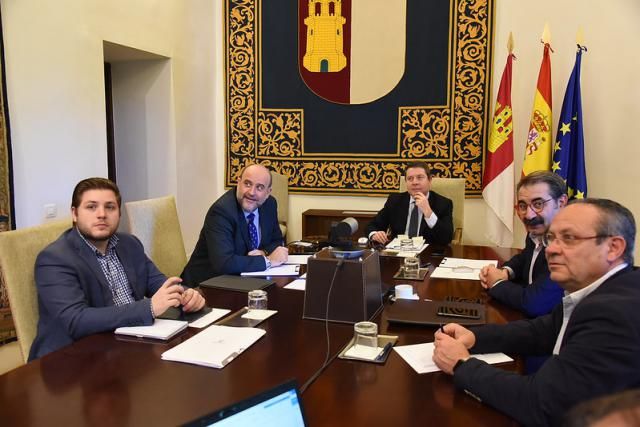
left=482, top=34, right=515, bottom=246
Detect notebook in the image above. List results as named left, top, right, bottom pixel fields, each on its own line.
left=200, top=275, right=274, bottom=292
left=182, top=380, right=306, bottom=426
left=114, top=319, right=188, bottom=340
left=161, top=325, right=265, bottom=369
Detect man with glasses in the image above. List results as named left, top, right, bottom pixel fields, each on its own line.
left=181, top=164, right=288, bottom=284
left=433, top=198, right=640, bottom=427
left=366, top=162, right=453, bottom=245
left=479, top=171, right=566, bottom=317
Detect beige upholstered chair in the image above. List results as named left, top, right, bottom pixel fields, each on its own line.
left=399, top=177, right=465, bottom=244
left=270, top=172, right=289, bottom=240
left=0, top=218, right=71, bottom=364
left=125, top=196, right=187, bottom=278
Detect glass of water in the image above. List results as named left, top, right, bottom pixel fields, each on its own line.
left=353, top=321, right=378, bottom=350
left=403, top=256, right=420, bottom=278
left=247, top=290, right=268, bottom=310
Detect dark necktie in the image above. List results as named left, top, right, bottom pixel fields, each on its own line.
left=247, top=213, right=259, bottom=250
left=408, top=202, right=419, bottom=237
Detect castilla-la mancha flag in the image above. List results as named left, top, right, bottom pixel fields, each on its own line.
left=483, top=53, right=515, bottom=247
left=522, top=43, right=553, bottom=175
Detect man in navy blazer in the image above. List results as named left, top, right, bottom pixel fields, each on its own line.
left=480, top=171, right=567, bottom=317
left=366, top=162, right=454, bottom=245
left=433, top=199, right=640, bottom=427
left=30, top=178, right=205, bottom=360
left=181, top=164, right=288, bottom=285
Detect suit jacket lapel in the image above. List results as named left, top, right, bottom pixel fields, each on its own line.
left=258, top=204, right=270, bottom=246
left=115, top=241, right=140, bottom=299
left=69, top=229, right=111, bottom=305
left=236, top=204, right=252, bottom=250
left=398, top=192, right=411, bottom=235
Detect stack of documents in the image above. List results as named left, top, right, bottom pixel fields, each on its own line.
left=394, top=342, right=512, bottom=374
left=161, top=325, right=266, bottom=369
left=430, top=257, right=498, bottom=280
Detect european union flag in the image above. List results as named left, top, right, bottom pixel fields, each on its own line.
left=552, top=47, right=587, bottom=199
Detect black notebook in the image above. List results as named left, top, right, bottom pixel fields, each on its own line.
left=199, top=274, right=274, bottom=292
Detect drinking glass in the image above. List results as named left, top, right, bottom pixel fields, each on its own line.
left=247, top=290, right=268, bottom=310
left=353, top=321, right=378, bottom=349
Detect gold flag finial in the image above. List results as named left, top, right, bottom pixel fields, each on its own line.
left=541, top=23, right=551, bottom=44
left=507, top=32, right=514, bottom=53
left=576, top=27, right=585, bottom=47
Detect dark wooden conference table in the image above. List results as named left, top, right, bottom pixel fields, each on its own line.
left=0, top=244, right=522, bottom=426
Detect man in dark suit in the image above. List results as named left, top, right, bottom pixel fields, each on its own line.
left=30, top=178, right=205, bottom=360
left=366, top=162, right=453, bottom=245
left=433, top=199, right=640, bottom=427
left=181, top=164, right=288, bottom=284
left=480, top=171, right=567, bottom=317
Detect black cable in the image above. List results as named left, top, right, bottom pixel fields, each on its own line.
left=299, top=258, right=344, bottom=394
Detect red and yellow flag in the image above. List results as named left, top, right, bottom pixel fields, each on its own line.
left=483, top=53, right=515, bottom=246
left=522, top=43, right=552, bottom=175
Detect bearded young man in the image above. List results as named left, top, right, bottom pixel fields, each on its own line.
left=30, top=178, right=205, bottom=360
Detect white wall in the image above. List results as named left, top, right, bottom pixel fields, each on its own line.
left=112, top=59, right=176, bottom=204
left=1, top=0, right=218, bottom=251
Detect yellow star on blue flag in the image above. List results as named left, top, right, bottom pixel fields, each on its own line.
left=552, top=47, right=587, bottom=200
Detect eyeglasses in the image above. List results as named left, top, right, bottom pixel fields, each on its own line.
left=542, top=232, right=612, bottom=248
left=515, top=198, right=553, bottom=214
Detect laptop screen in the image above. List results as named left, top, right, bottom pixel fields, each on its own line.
left=184, top=380, right=306, bottom=427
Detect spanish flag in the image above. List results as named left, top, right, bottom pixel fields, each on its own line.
left=483, top=52, right=515, bottom=247
left=522, top=43, right=553, bottom=175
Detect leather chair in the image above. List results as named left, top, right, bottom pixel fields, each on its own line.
left=399, top=177, right=465, bottom=244
left=125, top=196, right=187, bottom=278
left=0, top=219, right=71, bottom=366
left=270, top=172, right=289, bottom=241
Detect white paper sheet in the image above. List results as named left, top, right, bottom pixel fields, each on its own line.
left=161, top=325, right=266, bottom=369
left=241, top=264, right=301, bottom=276
left=394, top=342, right=513, bottom=374
left=430, top=257, right=498, bottom=280
left=284, top=279, right=306, bottom=291
left=286, top=255, right=311, bottom=265
left=188, top=308, right=232, bottom=329
left=241, top=309, right=278, bottom=320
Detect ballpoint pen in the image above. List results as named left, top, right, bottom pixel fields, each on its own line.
left=375, top=342, right=393, bottom=362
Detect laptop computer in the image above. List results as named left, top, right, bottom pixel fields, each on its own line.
left=183, top=380, right=307, bottom=426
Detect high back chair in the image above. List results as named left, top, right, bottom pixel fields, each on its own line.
left=0, top=219, right=71, bottom=364
left=270, top=172, right=290, bottom=241
left=125, top=196, right=187, bottom=278
left=399, top=177, right=465, bottom=244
